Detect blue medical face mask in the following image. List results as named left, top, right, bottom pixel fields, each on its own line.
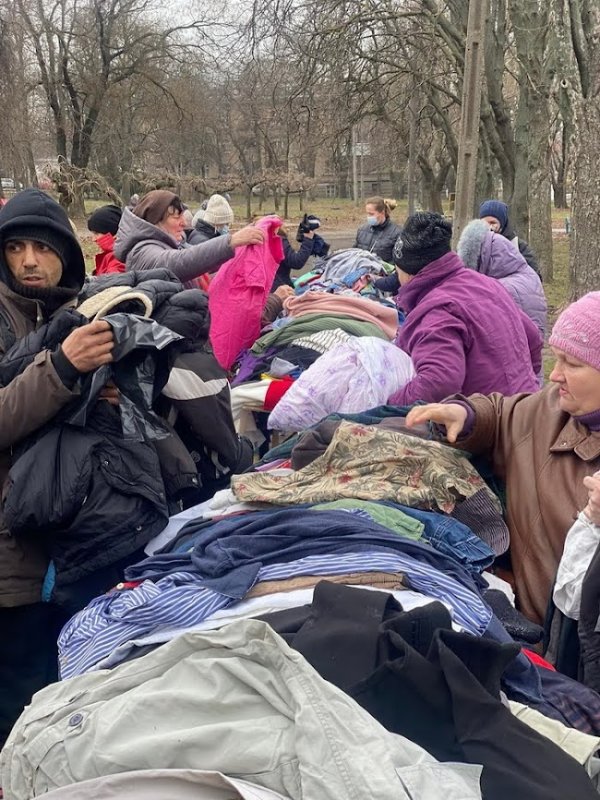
left=217, top=225, right=230, bottom=235
left=367, top=215, right=379, bottom=226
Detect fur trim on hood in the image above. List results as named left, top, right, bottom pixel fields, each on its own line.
left=456, top=219, right=490, bottom=270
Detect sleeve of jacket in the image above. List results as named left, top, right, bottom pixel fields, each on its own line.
left=373, top=272, right=400, bottom=294
left=519, top=310, right=543, bottom=375
left=129, top=236, right=234, bottom=283
left=518, top=239, right=541, bottom=277
left=387, top=309, right=469, bottom=405
left=95, top=251, right=125, bottom=275
left=452, top=390, right=531, bottom=476
left=261, top=295, right=284, bottom=327
left=0, top=350, right=78, bottom=450
left=162, top=350, right=252, bottom=473
left=280, top=237, right=315, bottom=272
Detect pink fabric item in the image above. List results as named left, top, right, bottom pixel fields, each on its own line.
left=549, top=292, right=600, bottom=371
left=209, top=217, right=284, bottom=370
left=283, top=292, right=398, bottom=339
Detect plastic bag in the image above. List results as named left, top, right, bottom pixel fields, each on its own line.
left=68, top=314, right=183, bottom=440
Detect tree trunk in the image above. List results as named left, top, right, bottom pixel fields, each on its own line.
left=246, top=188, right=253, bottom=221
left=511, top=81, right=530, bottom=235
left=529, top=172, right=553, bottom=282
left=570, top=97, right=600, bottom=297
left=284, top=192, right=289, bottom=219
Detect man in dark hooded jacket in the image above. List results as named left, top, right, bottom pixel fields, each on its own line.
left=0, top=189, right=117, bottom=747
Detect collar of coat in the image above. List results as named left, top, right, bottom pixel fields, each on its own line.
left=550, top=415, right=600, bottom=461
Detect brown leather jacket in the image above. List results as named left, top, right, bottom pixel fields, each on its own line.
left=459, top=383, right=600, bottom=623
left=0, top=283, right=78, bottom=607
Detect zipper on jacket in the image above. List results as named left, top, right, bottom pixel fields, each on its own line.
left=99, top=457, right=165, bottom=502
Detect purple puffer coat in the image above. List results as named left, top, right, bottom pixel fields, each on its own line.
left=458, top=220, right=547, bottom=337
left=388, top=252, right=542, bottom=405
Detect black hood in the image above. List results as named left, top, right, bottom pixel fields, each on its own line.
left=0, top=189, right=86, bottom=290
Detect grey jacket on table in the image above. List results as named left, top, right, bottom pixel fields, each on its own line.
left=2, top=619, right=482, bottom=800
left=114, top=208, right=234, bottom=284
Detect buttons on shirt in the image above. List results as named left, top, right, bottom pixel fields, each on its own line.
left=68, top=713, right=83, bottom=728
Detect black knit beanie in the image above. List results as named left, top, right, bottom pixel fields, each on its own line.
left=393, top=212, right=453, bottom=275
left=87, top=204, right=122, bottom=236
left=4, top=224, right=68, bottom=270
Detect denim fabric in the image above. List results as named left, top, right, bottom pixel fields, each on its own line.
left=125, top=509, right=485, bottom=600
left=391, top=504, right=495, bottom=574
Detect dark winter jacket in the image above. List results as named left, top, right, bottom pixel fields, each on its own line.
left=187, top=219, right=220, bottom=246
left=373, top=272, right=400, bottom=295
left=354, top=218, right=402, bottom=263
left=578, top=540, right=600, bottom=694
left=3, top=403, right=169, bottom=590
left=0, top=190, right=85, bottom=607
left=0, top=309, right=175, bottom=593
left=155, top=344, right=254, bottom=508
left=79, top=271, right=252, bottom=509
left=271, top=235, right=316, bottom=290
left=500, top=223, right=541, bottom=278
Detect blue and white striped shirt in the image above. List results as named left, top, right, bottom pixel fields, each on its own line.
left=58, top=550, right=492, bottom=680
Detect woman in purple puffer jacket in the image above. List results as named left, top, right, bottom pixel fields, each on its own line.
left=457, top=219, right=547, bottom=340
left=387, top=212, right=542, bottom=406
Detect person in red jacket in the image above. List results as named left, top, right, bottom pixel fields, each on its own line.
left=87, top=204, right=126, bottom=275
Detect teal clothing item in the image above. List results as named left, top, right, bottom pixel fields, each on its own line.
left=313, top=499, right=424, bottom=542
left=251, top=314, right=387, bottom=355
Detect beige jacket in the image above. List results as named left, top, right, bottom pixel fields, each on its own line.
left=459, top=383, right=600, bottom=623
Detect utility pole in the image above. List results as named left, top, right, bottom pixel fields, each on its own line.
left=352, top=125, right=359, bottom=206
left=407, top=78, right=419, bottom=216
left=452, top=0, right=488, bottom=246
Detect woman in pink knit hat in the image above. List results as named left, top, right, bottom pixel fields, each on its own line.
left=402, top=292, right=600, bottom=627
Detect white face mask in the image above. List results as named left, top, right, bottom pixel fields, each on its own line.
left=217, top=225, right=230, bottom=235
left=367, top=215, right=379, bottom=226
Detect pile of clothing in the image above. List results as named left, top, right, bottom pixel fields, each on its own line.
left=230, top=249, right=408, bottom=443
left=294, top=247, right=394, bottom=296
left=7, top=406, right=600, bottom=799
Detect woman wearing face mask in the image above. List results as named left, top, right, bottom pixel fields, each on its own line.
left=188, top=194, right=234, bottom=245
left=354, top=196, right=402, bottom=264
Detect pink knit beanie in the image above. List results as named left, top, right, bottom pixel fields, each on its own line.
left=549, top=292, right=600, bottom=370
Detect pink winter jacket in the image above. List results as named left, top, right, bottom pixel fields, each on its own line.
left=209, top=217, right=284, bottom=370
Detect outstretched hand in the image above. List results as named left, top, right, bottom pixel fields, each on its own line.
left=405, top=402, right=468, bottom=443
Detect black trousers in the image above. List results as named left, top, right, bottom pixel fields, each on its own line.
left=0, top=603, right=69, bottom=748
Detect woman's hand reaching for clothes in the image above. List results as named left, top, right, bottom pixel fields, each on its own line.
left=583, top=471, right=600, bottom=526
left=405, top=402, right=468, bottom=443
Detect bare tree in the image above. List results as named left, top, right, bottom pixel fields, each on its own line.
left=12, top=0, right=215, bottom=213
left=563, top=0, right=600, bottom=296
